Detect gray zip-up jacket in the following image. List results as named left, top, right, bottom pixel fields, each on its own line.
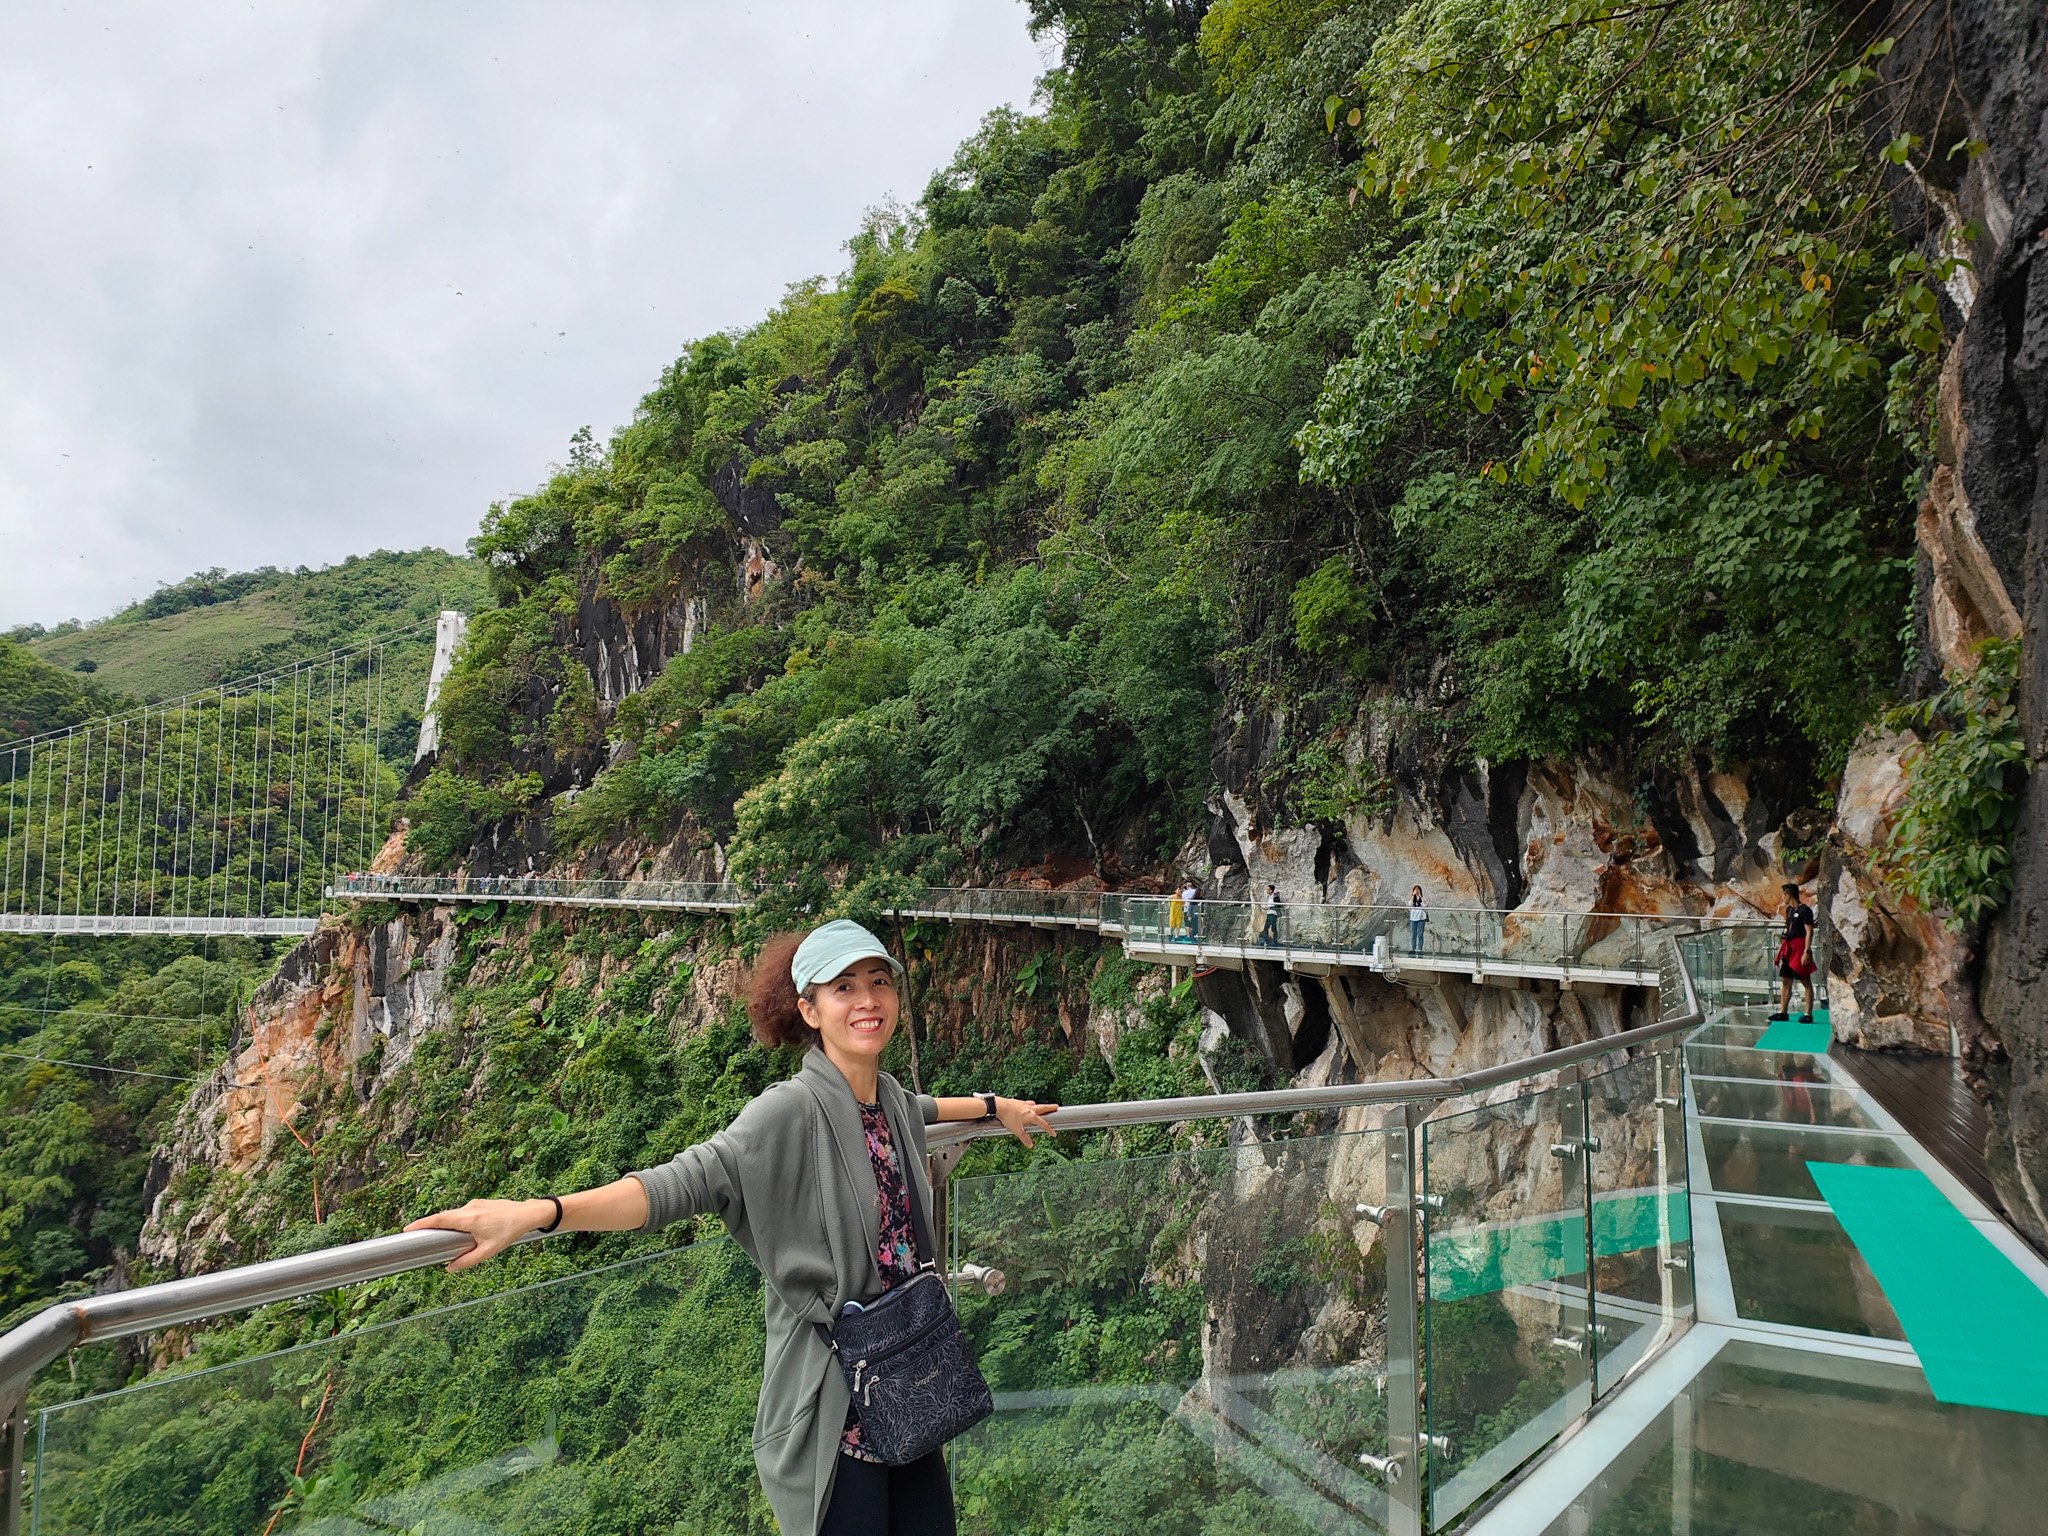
left=628, top=1046, right=940, bottom=1535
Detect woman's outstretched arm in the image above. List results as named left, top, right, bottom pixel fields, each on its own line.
left=403, top=1175, right=652, bottom=1272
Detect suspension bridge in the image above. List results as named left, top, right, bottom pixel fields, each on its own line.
left=0, top=613, right=461, bottom=937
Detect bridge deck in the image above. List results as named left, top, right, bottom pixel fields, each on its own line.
left=0, top=914, right=320, bottom=937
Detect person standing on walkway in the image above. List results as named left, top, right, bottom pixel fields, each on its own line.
left=1166, top=883, right=1187, bottom=942
left=404, top=919, right=1059, bottom=1536
left=1408, top=886, right=1428, bottom=956
left=1770, top=882, right=1819, bottom=1023
left=1181, top=878, right=1202, bottom=941
left=1258, top=883, right=1282, bottom=946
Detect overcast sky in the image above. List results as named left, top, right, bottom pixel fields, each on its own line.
left=0, top=1, right=1048, bottom=627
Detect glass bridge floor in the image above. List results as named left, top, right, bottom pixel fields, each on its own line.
left=1466, top=1007, right=2048, bottom=1535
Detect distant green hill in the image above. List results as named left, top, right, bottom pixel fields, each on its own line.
left=0, top=639, right=128, bottom=742
left=26, top=549, right=489, bottom=702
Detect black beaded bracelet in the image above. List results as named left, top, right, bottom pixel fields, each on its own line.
left=538, top=1195, right=564, bottom=1234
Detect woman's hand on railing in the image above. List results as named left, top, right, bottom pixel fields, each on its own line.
left=994, top=1097, right=1061, bottom=1150
left=403, top=1197, right=553, bottom=1272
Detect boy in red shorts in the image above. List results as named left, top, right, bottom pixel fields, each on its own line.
left=1769, top=881, right=1818, bottom=1023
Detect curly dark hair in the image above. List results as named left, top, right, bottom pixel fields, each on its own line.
left=746, top=931, right=817, bottom=1050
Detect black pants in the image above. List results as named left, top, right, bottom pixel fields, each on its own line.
left=819, top=1450, right=956, bottom=1536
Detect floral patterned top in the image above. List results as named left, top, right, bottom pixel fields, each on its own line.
left=840, top=1099, right=922, bottom=1461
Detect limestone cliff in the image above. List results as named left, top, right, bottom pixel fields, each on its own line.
left=1880, top=0, right=2048, bottom=1247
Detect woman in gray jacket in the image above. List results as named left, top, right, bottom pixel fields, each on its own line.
left=406, top=919, right=1058, bottom=1535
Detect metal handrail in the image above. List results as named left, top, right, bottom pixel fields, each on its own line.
left=0, top=946, right=1702, bottom=1425
left=929, top=960, right=1702, bottom=1146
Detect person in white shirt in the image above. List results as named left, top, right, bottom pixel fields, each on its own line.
left=1258, top=883, right=1282, bottom=946
left=1180, top=880, right=1201, bottom=940
left=1408, top=886, right=1427, bottom=956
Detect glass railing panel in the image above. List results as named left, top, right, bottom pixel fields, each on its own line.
left=1577, top=915, right=1645, bottom=973
left=1696, top=1122, right=1916, bottom=1202
left=1422, top=1080, right=1593, bottom=1527
left=1583, top=1049, right=1692, bottom=1398
left=30, top=1241, right=764, bottom=1536
left=948, top=1123, right=1402, bottom=1535
left=1398, top=908, right=1469, bottom=965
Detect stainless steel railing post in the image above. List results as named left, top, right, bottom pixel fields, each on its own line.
left=1384, top=1102, right=1425, bottom=1536
left=0, top=1396, right=25, bottom=1536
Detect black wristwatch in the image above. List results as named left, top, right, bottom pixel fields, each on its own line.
left=976, top=1092, right=998, bottom=1122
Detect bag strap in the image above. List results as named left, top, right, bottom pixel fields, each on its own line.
left=903, top=1134, right=937, bottom=1272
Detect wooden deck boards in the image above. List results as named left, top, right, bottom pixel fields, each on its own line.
left=1831, top=1044, right=2000, bottom=1212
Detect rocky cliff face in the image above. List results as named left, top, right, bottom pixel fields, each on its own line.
left=1878, top=0, right=2048, bottom=1247
left=1202, top=703, right=1988, bottom=1060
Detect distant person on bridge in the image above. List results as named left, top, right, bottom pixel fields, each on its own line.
left=1258, top=883, right=1282, bottom=946
left=1770, top=882, right=1819, bottom=1024
left=1408, top=886, right=1428, bottom=956
left=406, top=919, right=1059, bottom=1536
left=1181, top=878, right=1201, bottom=940
left=1166, top=883, right=1187, bottom=941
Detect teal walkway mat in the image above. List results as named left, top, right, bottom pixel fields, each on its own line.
left=1808, top=1161, right=2048, bottom=1416
left=1755, top=1020, right=1831, bottom=1053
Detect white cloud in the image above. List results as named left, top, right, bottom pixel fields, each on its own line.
left=0, top=0, right=1049, bottom=624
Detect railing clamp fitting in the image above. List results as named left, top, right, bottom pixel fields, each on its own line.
left=1355, top=1449, right=1404, bottom=1484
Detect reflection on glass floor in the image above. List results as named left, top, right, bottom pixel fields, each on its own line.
left=1682, top=1044, right=1815, bottom=1081
left=1534, top=1342, right=2048, bottom=1536
left=1697, top=1121, right=1913, bottom=1201
left=1464, top=1010, right=2048, bottom=1534
left=1684, top=1021, right=1768, bottom=1048
left=1715, top=1203, right=1904, bottom=1338
left=1691, top=1076, right=1877, bottom=1129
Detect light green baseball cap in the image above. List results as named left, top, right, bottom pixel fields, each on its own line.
left=790, top=919, right=904, bottom=992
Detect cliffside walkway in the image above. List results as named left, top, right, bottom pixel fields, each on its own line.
left=6, top=923, right=2045, bottom=1535
left=330, top=871, right=1738, bottom=991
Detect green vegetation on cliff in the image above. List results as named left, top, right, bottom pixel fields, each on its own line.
left=417, top=0, right=1923, bottom=894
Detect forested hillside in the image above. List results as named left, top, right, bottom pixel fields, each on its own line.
left=0, top=552, right=476, bottom=1328
left=412, top=0, right=1927, bottom=915
left=22, top=549, right=485, bottom=701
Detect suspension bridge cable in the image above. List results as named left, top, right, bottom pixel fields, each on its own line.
left=208, top=685, right=226, bottom=923
left=270, top=672, right=295, bottom=917
left=372, top=643, right=386, bottom=864
left=246, top=677, right=265, bottom=918
left=147, top=706, right=164, bottom=918
left=0, top=617, right=439, bottom=753
left=110, top=719, right=128, bottom=917
left=323, top=653, right=338, bottom=897
left=0, top=1048, right=205, bottom=1085
left=4, top=747, right=16, bottom=916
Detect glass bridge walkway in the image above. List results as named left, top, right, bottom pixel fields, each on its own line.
left=1, top=927, right=2042, bottom=1534
left=333, top=872, right=1707, bottom=990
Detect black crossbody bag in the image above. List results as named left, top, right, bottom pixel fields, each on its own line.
left=821, top=1128, right=993, bottom=1464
